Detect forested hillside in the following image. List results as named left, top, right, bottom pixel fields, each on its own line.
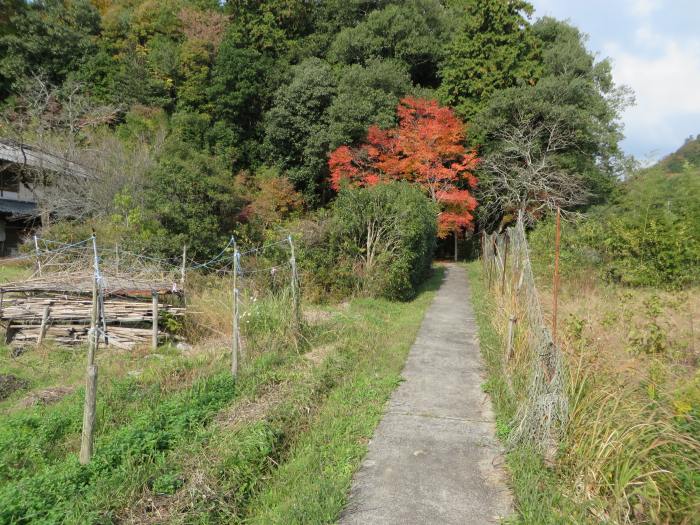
left=0, top=0, right=629, bottom=264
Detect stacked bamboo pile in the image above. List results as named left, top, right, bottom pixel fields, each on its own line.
left=0, top=277, right=185, bottom=349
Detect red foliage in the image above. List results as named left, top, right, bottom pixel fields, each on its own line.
left=328, top=97, right=479, bottom=237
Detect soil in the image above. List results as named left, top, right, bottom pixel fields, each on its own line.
left=0, top=373, right=30, bottom=401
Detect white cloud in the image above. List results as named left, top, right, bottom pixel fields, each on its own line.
left=606, top=32, right=700, bottom=158
left=626, top=0, right=661, bottom=17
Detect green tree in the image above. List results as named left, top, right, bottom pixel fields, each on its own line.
left=329, top=182, right=437, bottom=299
left=328, top=0, right=449, bottom=86
left=208, top=40, right=278, bottom=166
left=299, top=0, right=396, bottom=58
left=475, top=17, right=631, bottom=226
left=438, top=0, right=540, bottom=120
left=0, top=0, right=100, bottom=98
left=142, top=136, right=242, bottom=259
left=264, top=57, right=337, bottom=203
left=224, top=0, right=313, bottom=58
left=326, top=59, right=411, bottom=148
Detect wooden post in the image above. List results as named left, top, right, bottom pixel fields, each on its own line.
left=79, top=365, right=98, bottom=464
left=231, top=242, right=239, bottom=377
left=506, top=315, right=517, bottom=361
left=80, top=254, right=100, bottom=464
left=491, top=236, right=497, bottom=288
left=151, top=291, right=159, bottom=349
left=552, top=207, right=561, bottom=343
left=232, top=288, right=239, bottom=377
left=37, top=304, right=50, bottom=344
left=288, top=235, right=300, bottom=335
left=87, top=244, right=99, bottom=366
left=115, top=244, right=120, bottom=274
left=453, top=230, right=458, bottom=262
left=33, top=235, right=42, bottom=276
left=501, top=233, right=509, bottom=296
left=180, top=244, right=187, bottom=287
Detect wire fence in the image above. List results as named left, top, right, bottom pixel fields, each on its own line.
left=0, top=233, right=300, bottom=354
left=0, top=233, right=301, bottom=463
left=482, top=211, right=568, bottom=456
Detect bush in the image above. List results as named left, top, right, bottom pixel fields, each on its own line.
left=528, top=166, right=700, bottom=288
left=298, top=182, right=437, bottom=301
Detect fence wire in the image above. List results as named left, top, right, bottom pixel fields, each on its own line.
left=0, top=234, right=301, bottom=354
left=482, top=211, right=568, bottom=455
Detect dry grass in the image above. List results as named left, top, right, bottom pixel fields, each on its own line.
left=480, top=243, right=700, bottom=524
left=533, top=273, right=700, bottom=523
left=540, top=274, right=699, bottom=387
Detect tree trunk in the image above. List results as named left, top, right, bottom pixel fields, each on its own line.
left=454, top=230, right=458, bottom=262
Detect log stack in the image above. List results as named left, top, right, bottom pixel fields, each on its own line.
left=0, top=273, right=185, bottom=350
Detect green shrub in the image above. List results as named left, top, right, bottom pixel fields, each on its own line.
left=530, top=213, right=700, bottom=288
left=298, top=182, right=437, bottom=301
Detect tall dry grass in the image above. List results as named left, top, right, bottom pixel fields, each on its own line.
left=487, top=260, right=700, bottom=523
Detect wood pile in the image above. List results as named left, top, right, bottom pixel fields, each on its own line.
left=0, top=275, right=185, bottom=350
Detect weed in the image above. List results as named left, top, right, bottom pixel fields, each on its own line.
left=468, top=260, right=700, bottom=523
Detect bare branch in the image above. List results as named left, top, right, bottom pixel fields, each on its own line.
left=477, top=113, right=588, bottom=229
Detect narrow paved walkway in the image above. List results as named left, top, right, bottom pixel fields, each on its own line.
left=340, top=264, right=511, bottom=524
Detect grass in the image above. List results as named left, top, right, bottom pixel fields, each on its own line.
left=0, top=267, right=442, bottom=524
left=244, top=274, right=440, bottom=523
left=0, top=262, right=31, bottom=284
left=467, top=252, right=700, bottom=524
left=466, top=261, right=588, bottom=524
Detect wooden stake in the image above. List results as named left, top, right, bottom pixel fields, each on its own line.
left=115, top=244, right=120, bottom=274
left=180, top=244, right=187, bottom=287
left=33, top=235, right=42, bottom=276
left=79, top=364, right=97, bottom=464
left=501, top=233, right=509, bottom=295
left=288, top=236, right=300, bottom=335
left=86, top=267, right=98, bottom=366
left=151, top=291, right=159, bottom=349
left=37, top=305, right=50, bottom=344
left=232, top=288, right=239, bottom=377
left=454, top=230, right=458, bottom=262
left=80, top=265, right=100, bottom=464
left=552, top=207, right=561, bottom=343
left=231, top=243, right=239, bottom=377
left=506, top=315, right=517, bottom=362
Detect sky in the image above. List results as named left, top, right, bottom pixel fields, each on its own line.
left=529, top=0, right=700, bottom=163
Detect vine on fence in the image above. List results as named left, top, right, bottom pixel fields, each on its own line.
left=482, top=211, right=568, bottom=457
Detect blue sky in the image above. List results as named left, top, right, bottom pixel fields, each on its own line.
left=529, top=0, right=700, bottom=162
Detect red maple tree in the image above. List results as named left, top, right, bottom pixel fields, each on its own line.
left=328, top=97, right=479, bottom=238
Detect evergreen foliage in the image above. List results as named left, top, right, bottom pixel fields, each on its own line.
left=0, top=0, right=630, bottom=263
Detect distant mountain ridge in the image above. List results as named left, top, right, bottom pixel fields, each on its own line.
left=657, top=134, right=700, bottom=173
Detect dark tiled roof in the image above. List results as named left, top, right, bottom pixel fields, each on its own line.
left=0, top=198, right=36, bottom=215
left=0, top=140, right=89, bottom=178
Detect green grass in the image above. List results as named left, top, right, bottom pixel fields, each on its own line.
left=0, top=263, right=31, bottom=284
left=245, top=272, right=442, bottom=523
left=0, top=268, right=442, bottom=524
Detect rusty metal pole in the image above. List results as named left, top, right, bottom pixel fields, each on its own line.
left=552, top=207, right=561, bottom=343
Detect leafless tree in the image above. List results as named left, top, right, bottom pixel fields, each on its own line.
left=478, top=111, right=588, bottom=230
left=36, top=131, right=163, bottom=221
left=1, top=76, right=164, bottom=223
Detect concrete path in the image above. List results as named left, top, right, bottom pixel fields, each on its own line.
left=340, top=264, right=512, bottom=525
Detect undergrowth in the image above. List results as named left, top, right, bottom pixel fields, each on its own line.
left=467, top=260, right=700, bottom=524
left=0, top=267, right=441, bottom=524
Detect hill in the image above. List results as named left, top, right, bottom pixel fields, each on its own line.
left=657, top=134, right=700, bottom=173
